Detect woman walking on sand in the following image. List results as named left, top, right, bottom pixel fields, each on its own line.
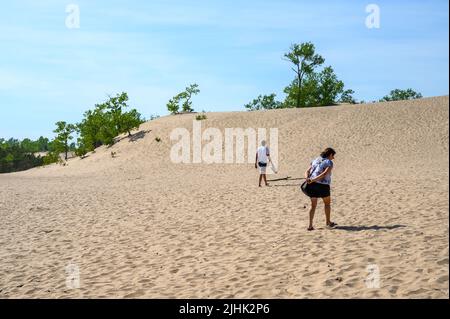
left=303, top=147, right=337, bottom=231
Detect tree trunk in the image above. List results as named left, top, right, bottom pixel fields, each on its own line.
left=296, top=65, right=302, bottom=108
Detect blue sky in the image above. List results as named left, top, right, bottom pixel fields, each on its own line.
left=1, top=0, right=448, bottom=139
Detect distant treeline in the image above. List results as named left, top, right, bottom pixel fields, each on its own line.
left=1, top=92, right=148, bottom=174
left=0, top=137, right=67, bottom=173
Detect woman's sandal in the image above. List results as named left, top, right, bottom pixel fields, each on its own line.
left=326, top=222, right=338, bottom=229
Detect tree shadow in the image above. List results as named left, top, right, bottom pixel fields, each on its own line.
left=273, top=184, right=300, bottom=187
left=128, top=130, right=151, bottom=142
left=268, top=176, right=305, bottom=182
left=333, top=225, right=406, bottom=231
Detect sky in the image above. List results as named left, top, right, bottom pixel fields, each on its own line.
left=0, top=0, right=448, bottom=139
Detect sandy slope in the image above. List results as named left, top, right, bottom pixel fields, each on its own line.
left=0, top=96, right=448, bottom=298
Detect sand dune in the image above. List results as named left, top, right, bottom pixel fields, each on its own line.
left=0, top=96, right=448, bottom=298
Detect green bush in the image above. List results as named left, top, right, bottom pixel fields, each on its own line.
left=245, top=94, right=282, bottom=111
left=195, top=113, right=207, bottom=120
left=42, top=152, right=60, bottom=166
left=76, top=92, right=144, bottom=149
left=379, top=89, right=423, bottom=102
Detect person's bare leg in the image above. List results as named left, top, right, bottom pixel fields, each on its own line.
left=308, top=198, right=318, bottom=230
left=323, top=196, right=332, bottom=226
left=263, top=174, right=269, bottom=186
left=259, top=174, right=263, bottom=187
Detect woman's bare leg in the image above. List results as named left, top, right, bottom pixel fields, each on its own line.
left=308, top=198, right=318, bottom=230
left=323, top=196, right=332, bottom=225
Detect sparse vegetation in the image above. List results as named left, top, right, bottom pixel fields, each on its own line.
left=167, top=84, right=200, bottom=114
left=283, top=43, right=353, bottom=107
left=244, top=42, right=355, bottom=110
left=1, top=92, right=146, bottom=172
left=155, top=137, right=162, bottom=143
left=379, top=89, right=423, bottom=102
left=42, top=151, right=60, bottom=166
left=339, top=89, right=356, bottom=104
left=283, top=42, right=325, bottom=108
left=75, top=145, right=88, bottom=159
left=245, top=94, right=282, bottom=111
left=52, top=121, right=76, bottom=161
left=195, top=113, right=207, bottom=120
left=75, top=92, right=145, bottom=156
left=0, top=138, right=46, bottom=173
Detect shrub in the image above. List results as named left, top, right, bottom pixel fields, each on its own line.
left=245, top=94, right=283, bottom=111
left=42, top=152, right=60, bottom=166
left=195, top=114, right=207, bottom=120
left=379, top=89, right=423, bottom=102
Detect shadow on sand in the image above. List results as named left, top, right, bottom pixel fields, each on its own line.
left=128, top=130, right=151, bottom=142
left=333, top=225, right=406, bottom=231
left=273, top=184, right=300, bottom=187
left=269, top=176, right=305, bottom=187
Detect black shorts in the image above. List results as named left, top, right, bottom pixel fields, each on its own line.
left=302, top=182, right=330, bottom=198
left=258, top=162, right=267, bottom=167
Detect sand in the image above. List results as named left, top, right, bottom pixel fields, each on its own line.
left=0, top=96, right=448, bottom=298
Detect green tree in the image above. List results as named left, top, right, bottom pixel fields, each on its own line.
left=35, top=136, right=51, bottom=152
left=53, top=121, right=75, bottom=160
left=102, top=92, right=144, bottom=138
left=0, top=137, right=45, bottom=173
left=42, top=152, right=60, bottom=166
left=283, top=42, right=325, bottom=108
left=283, top=60, right=353, bottom=107
left=180, top=84, right=200, bottom=112
left=284, top=75, right=320, bottom=108
left=77, top=107, right=110, bottom=151
left=74, top=138, right=88, bottom=158
left=20, top=138, right=39, bottom=153
left=316, top=66, right=345, bottom=106
left=245, top=94, right=283, bottom=111
left=76, top=92, right=144, bottom=150
left=167, top=84, right=200, bottom=114
left=103, top=92, right=128, bottom=134
left=167, top=98, right=180, bottom=114
left=379, top=89, right=423, bottom=102
left=340, top=89, right=356, bottom=104
left=121, top=108, right=144, bottom=136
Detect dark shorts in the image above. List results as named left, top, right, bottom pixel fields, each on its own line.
left=258, top=162, right=267, bottom=167
left=302, top=182, right=330, bottom=198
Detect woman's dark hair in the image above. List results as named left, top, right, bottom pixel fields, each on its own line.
left=320, top=147, right=336, bottom=159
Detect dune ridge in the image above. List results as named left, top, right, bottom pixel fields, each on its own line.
left=0, top=96, right=448, bottom=298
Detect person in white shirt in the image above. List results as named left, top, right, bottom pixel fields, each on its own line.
left=255, top=140, right=271, bottom=187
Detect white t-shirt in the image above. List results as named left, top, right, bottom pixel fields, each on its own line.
left=257, top=146, right=270, bottom=163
